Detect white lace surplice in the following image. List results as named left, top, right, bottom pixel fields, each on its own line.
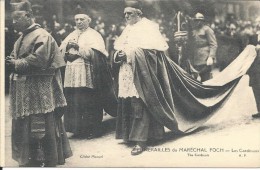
left=114, top=27, right=140, bottom=98
left=64, top=57, right=93, bottom=88
left=118, top=61, right=140, bottom=98
left=63, top=29, right=99, bottom=88
left=114, top=18, right=169, bottom=99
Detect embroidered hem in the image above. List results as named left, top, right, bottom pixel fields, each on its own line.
left=64, top=62, right=93, bottom=88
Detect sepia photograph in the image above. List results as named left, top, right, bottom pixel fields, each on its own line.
left=1, top=0, right=260, bottom=168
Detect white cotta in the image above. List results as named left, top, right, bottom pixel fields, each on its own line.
left=114, top=17, right=169, bottom=52
left=116, top=48, right=140, bottom=98
left=60, top=27, right=108, bottom=57
left=114, top=18, right=168, bottom=98
left=61, top=27, right=108, bottom=88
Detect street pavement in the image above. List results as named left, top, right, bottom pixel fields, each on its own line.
left=4, top=75, right=260, bottom=167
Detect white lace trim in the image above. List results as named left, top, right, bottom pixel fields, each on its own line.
left=12, top=103, right=67, bottom=119
left=118, top=63, right=139, bottom=98
left=64, top=60, right=93, bottom=88
left=9, top=71, right=67, bottom=119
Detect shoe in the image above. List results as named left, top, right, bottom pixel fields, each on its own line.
left=131, top=145, right=144, bottom=156
left=23, top=160, right=45, bottom=167
left=252, top=113, right=260, bottom=118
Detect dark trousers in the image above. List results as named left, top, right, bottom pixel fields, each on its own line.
left=12, top=112, right=72, bottom=167
left=252, top=86, right=260, bottom=112
left=64, top=88, right=103, bottom=136
left=116, top=97, right=165, bottom=142
left=194, top=65, right=212, bottom=82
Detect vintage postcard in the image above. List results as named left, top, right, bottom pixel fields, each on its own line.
left=1, top=0, right=260, bottom=168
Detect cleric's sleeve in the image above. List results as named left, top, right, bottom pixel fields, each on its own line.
left=59, top=32, right=74, bottom=60
left=8, top=36, right=22, bottom=59
left=137, top=20, right=168, bottom=51
left=14, top=58, right=30, bottom=72
left=113, top=49, right=134, bottom=64
left=92, top=32, right=108, bottom=57
left=9, top=50, right=15, bottom=58
left=14, top=34, right=54, bottom=73
left=113, top=51, right=121, bottom=63
left=205, top=27, right=218, bottom=60
left=151, top=24, right=169, bottom=51
left=78, top=46, right=94, bottom=61
left=59, top=40, right=68, bottom=61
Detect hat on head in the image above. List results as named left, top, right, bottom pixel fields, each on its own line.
left=125, top=0, right=143, bottom=11
left=74, top=4, right=88, bottom=16
left=194, top=12, right=205, bottom=20
left=10, top=0, right=32, bottom=13
left=73, top=4, right=91, bottom=23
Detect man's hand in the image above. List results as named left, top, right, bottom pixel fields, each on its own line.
left=206, top=57, right=214, bottom=66
left=66, top=41, right=79, bottom=51
left=5, top=57, right=15, bottom=72
left=6, top=56, right=14, bottom=60
left=115, top=50, right=127, bottom=63
left=65, top=53, right=80, bottom=62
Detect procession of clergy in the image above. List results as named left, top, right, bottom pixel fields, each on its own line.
left=6, top=0, right=260, bottom=167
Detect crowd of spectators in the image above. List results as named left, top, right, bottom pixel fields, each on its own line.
left=5, top=12, right=260, bottom=90
left=5, top=12, right=260, bottom=53
left=211, top=15, right=260, bottom=70
left=211, top=15, right=260, bottom=39
left=5, top=13, right=174, bottom=55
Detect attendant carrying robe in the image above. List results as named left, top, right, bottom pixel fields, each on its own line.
left=247, top=44, right=260, bottom=112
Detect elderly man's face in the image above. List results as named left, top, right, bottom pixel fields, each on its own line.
left=75, top=14, right=90, bottom=30
left=12, top=11, right=31, bottom=32
left=124, top=7, right=139, bottom=25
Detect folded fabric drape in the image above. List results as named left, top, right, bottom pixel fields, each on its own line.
left=132, top=45, right=256, bottom=133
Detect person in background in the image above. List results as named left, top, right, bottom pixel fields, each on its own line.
left=216, top=23, right=243, bottom=71
left=240, top=23, right=255, bottom=48
left=6, top=0, right=72, bottom=167
left=191, top=12, right=218, bottom=81
left=60, top=9, right=117, bottom=139
left=248, top=30, right=260, bottom=118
